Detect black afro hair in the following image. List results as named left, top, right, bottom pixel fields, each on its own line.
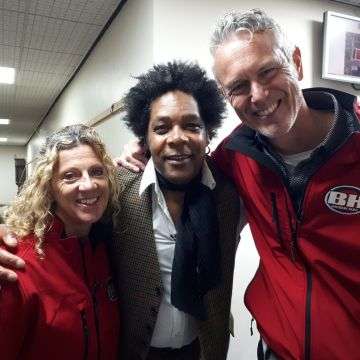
left=122, top=61, right=226, bottom=141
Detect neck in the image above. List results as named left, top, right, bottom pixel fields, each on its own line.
left=56, top=212, right=91, bottom=238
left=64, top=226, right=90, bottom=238
left=163, top=190, right=185, bottom=224
left=269, top=105, right=334, bottom=155
left=156, top=169, right=202, bottom=192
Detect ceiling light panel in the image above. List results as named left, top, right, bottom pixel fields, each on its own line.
left=0, top=66, right=15, bottom=84
left=0, top=0, right=122, bottom=145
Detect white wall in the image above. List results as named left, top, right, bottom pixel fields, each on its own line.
left=153, top=0, right=360, bottom=150
left=24, top=1, right=360, bottom=359
left=27, top=0, right=360, bottom=161
left=0, top=146, right=26, bottom=205
left=27, top=0, right=154, bottom=160
left=151, top=1, right=360, bottom=358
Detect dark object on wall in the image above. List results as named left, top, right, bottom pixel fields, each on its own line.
left=322, top=11, right=360, bottom=86
left=15, top=158, right=26, bottom=190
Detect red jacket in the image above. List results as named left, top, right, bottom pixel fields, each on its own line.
left=213, top=88, right=360, bottom=360
left=0, top=217, right=120, bottom=360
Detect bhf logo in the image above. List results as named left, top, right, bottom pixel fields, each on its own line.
left=325, top=186, right=360, bottom=215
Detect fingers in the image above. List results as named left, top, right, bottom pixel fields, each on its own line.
left=0, top=227, right=22, bottom=287
left=3, top=233, right=18, bottom=248
left=0, top=266, right=18, bottom=282
left=0, top=225, right=18, bottom=248
left=114, top=156, right=141, bottom=172
left=114, top=139, right=148, bottom=172
left=132, top=153, right=148, bottom=170
left=128, top=139, right=148, bottom=170
left=0, top=248, right=25, bottom=270
left=123, top=154, right=147, bottom=172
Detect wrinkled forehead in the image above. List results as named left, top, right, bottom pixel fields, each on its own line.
left=214, top=29, right=281, bottom=61
left=149, top=91, right=200, bottom=120
left=213, top=32, right=276, bottom=69
left=213, top=31, right=293, bottom=84
left=55, top=144, right=102, bottom=169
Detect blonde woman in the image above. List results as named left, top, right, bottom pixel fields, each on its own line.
left=0, top=124, right=120, bottom=359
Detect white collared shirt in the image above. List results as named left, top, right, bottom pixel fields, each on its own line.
left=139, top=158, right=216, bottom=349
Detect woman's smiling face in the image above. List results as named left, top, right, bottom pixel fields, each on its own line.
left=51, top=144, right=109, bottom=236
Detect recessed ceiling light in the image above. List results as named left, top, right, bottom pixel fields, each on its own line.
left=0, top=137, right=8, bottom=142
left=0, top=67, right=15, bottom=84
left=0, top=119, right=10, bottom=125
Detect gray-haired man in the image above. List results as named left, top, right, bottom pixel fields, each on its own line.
left=210, top=9, right=360, bottom=360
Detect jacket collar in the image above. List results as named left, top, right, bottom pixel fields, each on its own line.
left=225, top=88, right=360, bottom=173
left=46, top=215, right=111, bottom=248
left=139, top=157, right=216, bottom=197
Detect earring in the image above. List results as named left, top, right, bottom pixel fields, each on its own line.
left=206, top=146, right=211, bottom=155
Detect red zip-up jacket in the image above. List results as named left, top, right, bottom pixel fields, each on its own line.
left=213, top=88, right=360, bottom=360
left=0, top=217, right=120, bottom=360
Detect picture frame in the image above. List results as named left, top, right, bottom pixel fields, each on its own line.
left=322, top=11, right=360, bottom=85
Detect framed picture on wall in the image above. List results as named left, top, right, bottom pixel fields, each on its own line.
left=322, top=11, right=360, bottom=85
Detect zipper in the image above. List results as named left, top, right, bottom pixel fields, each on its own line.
left=285, top=197, right=313, bottom=360
left=79, top=240, right=101, bottom=360
left=79, top=240, right=89, bottom=284
left=92, top=282, right=101, bottom=360
left=304, top=269, right=312, bottom=360
left=270, top=192, right=285, bottom=249
left=287, top=205, right=312, bottom=360
left=271, top=192, right=298, bottom=261
left=272, top=192, right=313, bottom=360
left=250, top=317, right=255, bottom=336
left=81, top=310, right=89, bottom=360
left=285, top=198, right=299, bottom=263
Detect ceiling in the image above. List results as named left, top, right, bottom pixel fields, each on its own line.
left=0, top=0, right=123, bottom=146
left=1, top=0, right=359, bottom=146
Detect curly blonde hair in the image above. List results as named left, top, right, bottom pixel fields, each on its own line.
left=5, top=124, right=120, bottom=256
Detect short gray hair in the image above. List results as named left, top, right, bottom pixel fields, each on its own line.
left=210, top=8, right=294, bottom=61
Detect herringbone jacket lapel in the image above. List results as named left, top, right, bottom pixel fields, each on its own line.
left=111, top=169, right=164, bottom=359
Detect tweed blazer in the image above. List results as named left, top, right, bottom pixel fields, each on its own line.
left=110, top=160, right=240, bottom=360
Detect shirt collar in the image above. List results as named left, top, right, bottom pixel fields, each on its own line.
left=139, top=157, right=216, bottom=196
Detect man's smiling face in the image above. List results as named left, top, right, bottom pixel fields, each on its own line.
left=146, top=90, right=208, bottom=185
left=213, top=30, right=304, bottom=141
